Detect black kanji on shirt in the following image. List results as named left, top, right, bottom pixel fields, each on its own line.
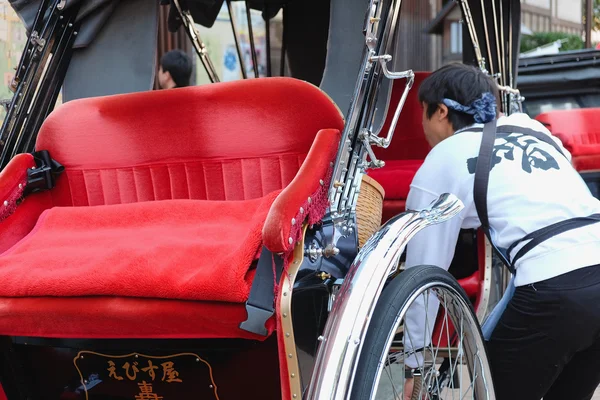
left=467, top=133, right=560, bottom=174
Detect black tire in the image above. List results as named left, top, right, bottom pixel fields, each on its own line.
left=350, top=265, right=494, bottom=400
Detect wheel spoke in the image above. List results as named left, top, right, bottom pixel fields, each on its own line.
left=362, top=269, right=492, bottom=400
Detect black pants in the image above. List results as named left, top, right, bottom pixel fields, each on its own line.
left=487, top=264, right=600, bottom=400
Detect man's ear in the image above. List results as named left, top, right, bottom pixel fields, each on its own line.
left=437, top=103, right=449, bottom=121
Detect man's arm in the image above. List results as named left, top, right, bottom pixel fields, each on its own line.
left=402, top=185, right=464, bottom=369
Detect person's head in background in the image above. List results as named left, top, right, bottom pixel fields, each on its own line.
left=158, top=50, right=192, bottom=89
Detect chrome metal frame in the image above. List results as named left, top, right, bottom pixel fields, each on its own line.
left=326, top=0, right=414, bottom=254
left=306, top=193, right=464, bottom=400
left=0, top=0, right=79, bottom=168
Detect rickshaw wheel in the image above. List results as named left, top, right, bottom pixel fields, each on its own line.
left=351, top=265, right=495, bottom=400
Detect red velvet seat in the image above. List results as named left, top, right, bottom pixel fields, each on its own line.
left=536, top=108, right=600, bottom=171
left=0, top=77, right=344, bottom=339
left=367, top=72, right=430, bottom=222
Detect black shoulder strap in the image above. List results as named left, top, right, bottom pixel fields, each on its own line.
left=473, top=120, right=514, bottom=272
left=508, top=213, right=600, bottom=266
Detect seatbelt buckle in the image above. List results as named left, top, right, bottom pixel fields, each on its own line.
left=239, top=303, right=273, bottom=336
left=26, top=163, right=54, bottom=194
left=24, top=150, right=64, bottom=195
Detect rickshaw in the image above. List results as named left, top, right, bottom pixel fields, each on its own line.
left=0, top=0, right=561, bottom=399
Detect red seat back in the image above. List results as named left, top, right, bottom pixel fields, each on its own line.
left=536, top=108, right=600, bottom=171
left=35, top=78, right=345, bottom=206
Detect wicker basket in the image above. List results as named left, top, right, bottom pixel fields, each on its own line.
left=356, top=175, right=385, bottom=248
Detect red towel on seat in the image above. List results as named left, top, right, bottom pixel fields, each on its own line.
left=0, top=191, right=280, bottom=303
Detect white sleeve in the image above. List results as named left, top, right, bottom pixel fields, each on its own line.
left=402, top=185, right=464, bottom=368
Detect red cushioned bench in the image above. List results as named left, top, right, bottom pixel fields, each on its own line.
left=0, top=77, right=344, bottom=341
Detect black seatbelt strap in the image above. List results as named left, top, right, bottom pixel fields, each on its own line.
left=239, top=246, right=284, bottom=336
left=473, top=120, right=514, bottom=272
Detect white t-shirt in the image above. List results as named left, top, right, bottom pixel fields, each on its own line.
left=405, top=112, right=600, bottom=286
left=402, top=113, right=600, bottom=367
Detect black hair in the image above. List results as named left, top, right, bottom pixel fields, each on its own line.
left=160, top=50, right=193, bottom=87
left=418, top=63, right=499, bottom=131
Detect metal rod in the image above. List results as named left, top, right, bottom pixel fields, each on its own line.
left=245, top=1, right=259, bottom=78
left=585, top=0, right=593, bottom=48
left=508, top=1, right=513, bottom=89
left=499, top=0, right=507, bottom=112
left=265, top=8, right=272, bottom=77
left=226, top=0, right=247, bottom=79
left=280, top=6, right=287, bottom=76
left=11, top=10, right=76, bottom=159
left=478, top=0, right=495, bottom=75
left=21, top=17, right=78, bottom=155
left=457, top=0, right=485, bottom=71
left=173, top=0, right=220, bottom=83
left=0, top=0, right=64, bottom=167
left=490, top=0, right=503, bottom=86
left=329, top=0, right=404, bottom=216
left=508, top=0, right=515, bottom=114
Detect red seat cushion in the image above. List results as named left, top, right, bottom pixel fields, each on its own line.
left=536, top=108, right=600, bottom=171
left=0, top=194, right=278, bottom=303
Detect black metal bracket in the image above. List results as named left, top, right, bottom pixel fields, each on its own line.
left=24, top=150, right=64, bottom=195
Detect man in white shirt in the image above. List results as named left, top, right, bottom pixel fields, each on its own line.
left=402, top=63, right=600, bottom=400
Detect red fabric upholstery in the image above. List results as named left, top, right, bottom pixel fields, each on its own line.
left=0, top=79, right=344, bottom=253
left=0, top=77, right=344, bottom=341
left=0, top=153, right=34, bottom=222
left=0, top=297, right=273, bottom=340
left=35, top=77, right=343, bottom=208
left=0, top=194, right=278, bottom=302
left=381, top=199, right=406, bottom=223
left=536, top=108, right=600, bottom=171
left=372, top=72, right=431, bottom=162
left=36, top=77, right=343, bottom=174
left=368, top=159, right=423, bottom=202
left=263, top=129, right=340, bottom=253
left=457, top=272, right=480, bottom=299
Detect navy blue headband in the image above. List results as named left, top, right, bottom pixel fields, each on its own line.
left=442, top=92, right=497, bottom=124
